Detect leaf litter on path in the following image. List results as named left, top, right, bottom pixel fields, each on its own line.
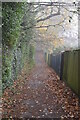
left=2, top=50, right=80, bottom=119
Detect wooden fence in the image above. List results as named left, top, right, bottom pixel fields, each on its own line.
left=45, top=49, right=80, bottom=97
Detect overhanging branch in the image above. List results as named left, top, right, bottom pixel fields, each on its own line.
left=37, top=12, right=60, bottom=23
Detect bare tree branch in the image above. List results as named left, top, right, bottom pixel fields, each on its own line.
left=37, top=10, right=60, bottom=23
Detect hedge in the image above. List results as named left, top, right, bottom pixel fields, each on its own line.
left=2, top=2, right=35, bottom=91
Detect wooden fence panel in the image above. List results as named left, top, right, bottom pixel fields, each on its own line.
left=44, top=49, right=80, bottom=96
left=63, top=50, right=79, bottom=95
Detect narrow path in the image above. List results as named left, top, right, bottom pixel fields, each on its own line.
left=2, top=48, right=79, bottom=119
left=19, top=50, right=65, bottom=118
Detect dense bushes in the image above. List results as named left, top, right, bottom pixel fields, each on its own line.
left=2, top=3, right=25, bottom=48
left=2, top=2, right=35, bottom=91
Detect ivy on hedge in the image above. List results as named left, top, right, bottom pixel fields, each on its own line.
left=2, top=2, right=26, bottom=48
left=2, top=2, right=35, bottom=91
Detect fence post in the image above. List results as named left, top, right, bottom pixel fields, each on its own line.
left=60, top=52, right=64, bottom=80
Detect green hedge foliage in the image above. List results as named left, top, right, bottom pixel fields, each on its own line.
left=2, top=2, right=35, bottom=91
